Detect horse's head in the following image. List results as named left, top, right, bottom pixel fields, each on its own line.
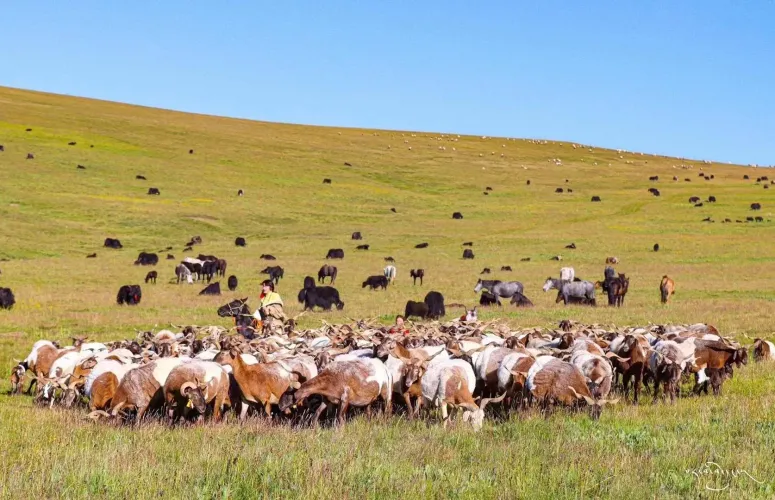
left=217, top=298, right=247, bottom=317
left=542, top=278, right=555, bottom=292
left=473, top=280, right=483, bottom=293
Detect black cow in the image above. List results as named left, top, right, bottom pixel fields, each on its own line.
left=463, top=249, right=475, bottom=259
left=591, top=196, right=601, bottom=202
left=483, top=191, right=490, bottom=195
left=452, top=212, right=463, bottom=219
left=424, top=291, right=445, bottom=319
left=26, top=153, right=34, bottom=160
left=117, top=285, right=142, bottom=305
left=167, top=254, right=175, bottom=260
left=653, top=243, right=660, bottom=252
left=689, top=196, right=700, bottom=203
left=134, top=252, right=159, bottom=266
left=260, top=266, right=284, bottom=284
left=521, top=257, right=531, bottom=262
left=303, top=276, right=316, bottom=289
left=104, top=238, right=123, bottom=249
left=260, top=254, right=276, bottom=260
left=649, top=188, right=660, bottom=196
left=199, top=282, right=221, bottom=296
left=235, top=237, right=246, bottom=247
left=481, top=268, right=491, bottom=274
left=0, top=288, right=15, bottom=310
left=390, top=208, right=397, bottom=213
left=501, top=266, right=512, bottom=271
left=356, top=244, right=370, bottom=250
left=410, top=269, right=424, bottom=285
left=145, top=271, right=157, bottom=284
left=751, top=203, right=762, bottom=210
left=555, top=188, right=563, bottom=193
left=362, top=275, right=388, bottom=290
left=479, top=292, right=497, bottom=306
left=147, top=188, right=160, bottom=195
left=415, top=243, right=429, bottom=249
left=649, top=176, right=659, bottom=181
left=228, top=275, right=238, bottom=291
left=326, top=248, right=345, bottom=259
left=708, top=196, right=716, bottom=203
left=323, top=178, right=332, bottom=184
left=352, top=232, right=362, bottom=240
left=567, top=188, right=573, bottom=193
left=86, top=253, right=97, bottom=258
left=344, top=162, right=352, bottom=166
left=297, top=286, right=344, bottom=311
left=510, top=292, right=534, bottom=308
left=136, top=175, right=146, bottom=180
left=238, top=189, right=244, bottom=196
left=77, top=165, right=86, bottom=170
left=462, top=242, right=473, bottom=246
left=404, top=300, right=429, bottom=320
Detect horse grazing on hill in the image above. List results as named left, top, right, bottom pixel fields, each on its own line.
left=473, top=279, right=524, bottom=306
left=318, top=265, right=337, bottom=284
left=542, top=278, right=595, bottom=306
left=217, top=298, right=257, bottom=339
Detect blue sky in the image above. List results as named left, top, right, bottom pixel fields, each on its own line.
left=1, top=1, right=773, bottom=165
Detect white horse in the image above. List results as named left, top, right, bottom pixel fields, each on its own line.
left=383, top=265, right=397, bottom=283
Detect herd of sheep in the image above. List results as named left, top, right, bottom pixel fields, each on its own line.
left=11, top=319, right=775, bottom=430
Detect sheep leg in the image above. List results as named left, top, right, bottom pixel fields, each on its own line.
left=337, top=390, right=350, bottom=426
left=135, top=403, right=150, bottom=425
left=652, top=378, right=661, bottom=403
left=239, top=400, right=250, bottom=421
left=402, top=393, right=414, bottom=419
left=441, top=402, right=450, bottom=428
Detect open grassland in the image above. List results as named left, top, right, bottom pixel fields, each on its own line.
left=1, top=86, right=775, bottom=498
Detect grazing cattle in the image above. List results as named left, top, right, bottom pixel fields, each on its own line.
left=384, top=256, right=395, bottom=262
left=318, top=265, right=338, bottom=284
left=462, top=249, right=475, bottom=259
left=103, top=238, right=123, bottom=249
left=565, top=243, right=576, bottom=249
left=510, top=292, right=534, bottom=307
left=238, top=189, right=244, bottom=196
left=383, top=265, right=396, bottom=283
left=744, top=175, right=750, bottom=179
left=653, top=243, right=660, bottom=252
left=227, top=275, right=238, bottom=291
left=351, top=232, right=362, bottom=240
left=526, top=180, right=531, bottom=185
left=660, top=276, right=675, bottom=304
left=591, top=196, right=601, bottom=202
left=199, top=282, right=221, bottom=296
left=694, top=203, right=703, bottom=207
left=356, top=244, right=370, bottom=250
left=362, top=275, right=388, bottom=290
left=501, top=266, right=512, bottom=271
left=649, top=175, right=659, bottom=181
left=479, top=292, right=498, bottom=306
left=410, top=269, right=425, bottom=285
left=708, top=196, right=716, bottom=202
left=144, top=271, right=157, bottom=284
left=260, top=266, right=284, bottom=284
left=26, top=153, right=34, bottom=159
left=390, top=208, right=397, bottom=213
left=424, top=291, right=445, bottom=319
left=323, top=178, right=332, bottom=184
left=344, top=162, right=352, bottom=166
left=77, top=165, right=86, bottom=170
left=260, top=254, right=276, bottom=260
left=483, top=192, right=489, bottom=196
left=555, top=188, right=563, bottom=193
left=415, top=243, right=428, bottom=249
left=116, top=285, right=142, bottom=305
left=755, top=216, right=764, bottom=222
left=462, top=242, right=473, bottom=246
left=167, top=254, right=175, bottom=260
left=86, top=253, right=97, bottom=258
left=235, top=237, right=246, bottom=247
left=136, top=175, right=146, bottom=180
left=649, top=188, right=660, bottom=196
left=567, top=188, right=573, bottom=193
left=751, top=203, right=761, bottom=210
left=147, top=188, right=160, bottom=195
left=673, top=176, right=678, bottom=181
left=189, top=149, right=194, bottom=154
left=452, top=212, right=464, bottom=219
left=298, top=286, right=344, bottom=311
left=480, top=268, right=491, bottom=274
left=521, top=257, right=531, bottom=262
left=404, top=301, right=429, bottom=320
left=762, top=176, right=770, bottom=181
left=326, top=248, right=345, bottom=259
left=134, top=252, right=159, bottom=266
left=486, top=187, right=493, bottom=191
left=0, top=288, right=15, bottom=310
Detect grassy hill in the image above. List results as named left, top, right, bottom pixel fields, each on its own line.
left=1, top=86, right=774, bottom=498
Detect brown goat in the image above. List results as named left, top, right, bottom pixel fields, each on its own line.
left=610, top=334, right=649, bottom=403
left=752, top=339, right=775, bottom=362
left=692, top=340, right=747, bottom=395
left=660, top=276, right=675, bottom=304
left=528, top=359, right=618, bottom=419
left=163, top=361, right=230, bottom=422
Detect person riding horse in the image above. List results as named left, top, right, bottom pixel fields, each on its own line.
left=257, top=280, right=286, bottom=332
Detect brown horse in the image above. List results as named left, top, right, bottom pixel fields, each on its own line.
left=660, top=276, right=675, bottom=304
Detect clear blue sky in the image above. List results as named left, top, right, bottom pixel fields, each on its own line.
left=2, top=1, right=773, bottom=165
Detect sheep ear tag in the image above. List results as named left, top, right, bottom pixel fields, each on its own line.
left=187, top=400, right=194, bottom=409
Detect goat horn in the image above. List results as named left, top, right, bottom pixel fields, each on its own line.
left=180, top=381, right=197, bottom=394
left=479, top=391, right=507, bottom=410
left=87, top=410, right=110, bottom=420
